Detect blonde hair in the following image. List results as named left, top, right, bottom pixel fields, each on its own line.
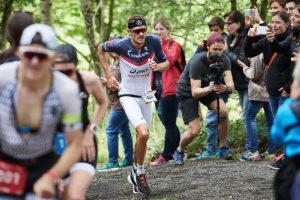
left=155, top=18, right=171, bottom=31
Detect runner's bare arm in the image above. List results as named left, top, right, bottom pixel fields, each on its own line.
left=82, top=73, right=108, bottom=162
left=34, top=129, right=82, bottom=198
left=97, top=44, right=119, bottom=90
left=149, top=59, right=169, bottom=72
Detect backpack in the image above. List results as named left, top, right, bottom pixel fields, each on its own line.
left=168, top=40, right=186, bottom=73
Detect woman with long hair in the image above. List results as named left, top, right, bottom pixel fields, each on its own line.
left=150, top=18, right=182, bottom=166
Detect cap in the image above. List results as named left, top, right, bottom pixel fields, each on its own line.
left=207, top=33, right=225, bottom=46
left=55, top=44, right=78, bottom=65
left=20, top=23, right=56, bottom=50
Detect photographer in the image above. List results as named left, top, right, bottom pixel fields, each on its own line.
left=174, top=33, right=234, bottom=165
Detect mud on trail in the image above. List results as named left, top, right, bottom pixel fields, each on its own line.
left=87, top=159, right=275, bottom=200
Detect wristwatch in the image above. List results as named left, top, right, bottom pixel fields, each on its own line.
left=89, top=123, right=98, bottom=134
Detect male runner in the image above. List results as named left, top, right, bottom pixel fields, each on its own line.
left=98, top=14, right=169, bottom=195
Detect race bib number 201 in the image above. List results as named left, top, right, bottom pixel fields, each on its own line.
left=0, top=160, right=27, bottom=196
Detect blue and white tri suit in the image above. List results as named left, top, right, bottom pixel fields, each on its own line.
left=102, top=35, right=167, bottom=128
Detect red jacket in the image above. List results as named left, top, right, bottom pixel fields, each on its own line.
left=151, top=38, right=183, bottom=97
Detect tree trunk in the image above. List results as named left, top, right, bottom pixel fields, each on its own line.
left=40, top=0, right=52, bottom=25
left=149, top=0, right=158, bottom=33
left=102, top=0, right=114, bottom=42
left=80, top=0, right=102, bottom=75
left=230, top=0, right=237, bottom=11
left=0, top=0, right=14, bottom=49
left=183, top=0, right=192, bottom=49
left=260, top=0, right=268, bottom=21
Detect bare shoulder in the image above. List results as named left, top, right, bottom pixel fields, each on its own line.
left=80, top=71, right=102, bottom=91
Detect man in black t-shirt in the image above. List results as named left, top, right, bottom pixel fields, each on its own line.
left=174, top=33, right=234, bottom=165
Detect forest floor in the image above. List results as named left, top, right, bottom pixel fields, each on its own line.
left=87, top=158, right=275, bottom=200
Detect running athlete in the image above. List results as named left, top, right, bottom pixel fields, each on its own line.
left=0, top=24, right=82, bottom=199
left=52, top=44, right=108, bottom=199
left=98, top=14, right=169, bottom=195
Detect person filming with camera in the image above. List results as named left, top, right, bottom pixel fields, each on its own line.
left=174, top=33, right=234, bottom=165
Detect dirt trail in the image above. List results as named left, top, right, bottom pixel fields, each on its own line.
left=87, top=159, right=275, bottom=200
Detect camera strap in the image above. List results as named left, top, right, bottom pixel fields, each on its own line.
left=267, top=52, right=278, bottom=69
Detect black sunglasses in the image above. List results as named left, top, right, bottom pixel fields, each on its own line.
left=131, top=28, right=147, bottom=34
left=23, top=51, right=49, bottom=61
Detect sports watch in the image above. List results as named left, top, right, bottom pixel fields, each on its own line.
left=89, top=123, right=98, bottom=134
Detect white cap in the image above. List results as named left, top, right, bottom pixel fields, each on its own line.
left=20, top=23, right=56, bottom=50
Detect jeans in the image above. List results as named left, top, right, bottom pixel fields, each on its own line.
left=237, top=89, right=249, bottom=123
left=245, top=100, right=275, bottom=153
left=205, top=92, right=230, bottom=152
left=106, top=109, right=133, bottom=164
left=269, top=94, right=288, bottom=116
left=155, top=95, right=180, bottom=160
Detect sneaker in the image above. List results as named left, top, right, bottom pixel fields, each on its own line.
left=98, top=162, right=120, bottom=172
left=267, top=156, right=285, bottom=170
left=240, top=150, right=262, bottom=161
left=119, top=160, right=133, bottom=168
left=150, top=155, right=167, bottom=166
left=173, top=150, right=184, bottom=165
left=127, top=167, right=139, bottom=194
left=135, top=174, right=151, bottom=195
left=220, top=145, right=233, bottom=159
left=261, top=151, right=275, bottom=160
left=193, top=150, right=216, bottom=160
left=127, top=166, right=151, bottom=195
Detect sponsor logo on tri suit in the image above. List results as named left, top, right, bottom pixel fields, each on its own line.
left=128, top=68, right=150, bottom=78
left=127, top=49, right=149, bottom=58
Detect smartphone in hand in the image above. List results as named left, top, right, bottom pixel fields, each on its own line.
left=256, top=25, right=268, bottom=35
left=244, top=9, right=255, bottom=17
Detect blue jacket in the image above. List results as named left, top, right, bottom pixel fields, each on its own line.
left=271, top=98, right=300, bottom=157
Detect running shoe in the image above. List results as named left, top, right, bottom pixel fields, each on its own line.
left=127, top=166, right=151, bottom=195
left=150, top=155, right=167, bottom=166
left=267, top=156, right=284, bottom=170
left=173, top=149, right=184, bottom=165
left=240, top=150, right=262, bottom=161
left=127, top=167, right=139, bottom=194
left=220, top=145, right=233, bottom=159
left=135, top=174, right=151, bottom=195
left=261, top=151, right=275, bottom=160
left=193, top=150, right=216, bottom=160
left=119, top=160, right=133, bottom=168
left=98, top=162, right=120, bottom=172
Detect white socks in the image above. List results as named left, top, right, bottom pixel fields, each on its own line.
left=136, top=164, right=145, bottom=176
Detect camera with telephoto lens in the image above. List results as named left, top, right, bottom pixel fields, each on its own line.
left=208, top=53, right=225, bottom=84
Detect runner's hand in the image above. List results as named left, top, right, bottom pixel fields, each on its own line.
left=149, top=59, right=159, bottom=71
left=34, top=174, right=56, bottom=198
left=107, top=76, right=119, bottom=91
left=82, top=130, right=96, bottom=162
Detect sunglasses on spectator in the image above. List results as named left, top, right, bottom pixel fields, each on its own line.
left=131, top=28, right=147, bottom=34
left=57, top=68, right=76, bottom=77
left=19, top=46, right=54, bottom=61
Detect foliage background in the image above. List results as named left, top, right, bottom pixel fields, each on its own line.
left=0, top=0, right=272, bottom=163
